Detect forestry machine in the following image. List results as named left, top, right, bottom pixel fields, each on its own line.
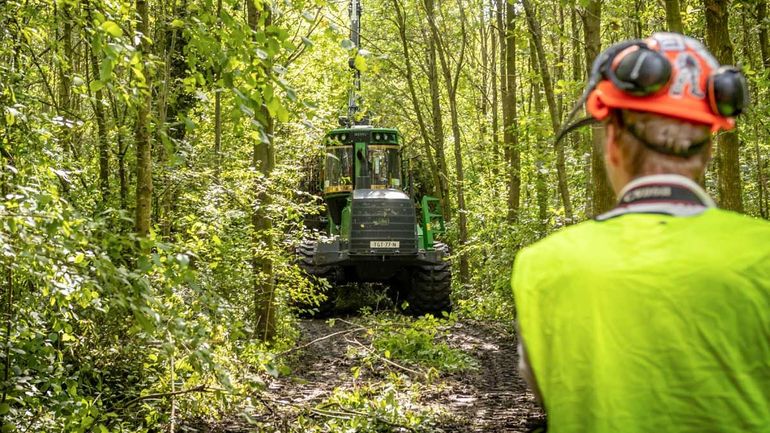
left=297, top=0, right=451, bottom=315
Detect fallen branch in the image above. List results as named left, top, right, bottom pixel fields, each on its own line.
left=122, top=385, right=210, bottom=408
left=348, top=338, right=427, bottom=378
left=275, top=326, right=367, bottom=358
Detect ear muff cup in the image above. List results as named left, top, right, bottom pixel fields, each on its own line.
left=707, top=66, right=748, bottom=117
left=608, top=47, right=672, bottom=95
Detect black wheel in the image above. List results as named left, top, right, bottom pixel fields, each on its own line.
left=295, top=240, right=340, bottom=317
left=404, top=242, right=452, bottom=316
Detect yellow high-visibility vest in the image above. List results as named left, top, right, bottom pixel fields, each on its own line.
left=512, top=175, right=770, bottom=433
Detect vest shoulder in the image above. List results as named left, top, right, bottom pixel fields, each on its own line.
left=518, top=220, right=602, bottom=259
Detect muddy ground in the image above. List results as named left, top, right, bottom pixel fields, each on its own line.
left=198, top=318, right=544, bottom=432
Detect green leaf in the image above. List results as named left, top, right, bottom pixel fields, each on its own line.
left=89, top=79, right=105, bottom=92
left=170, top=19, right=185, bottom=28
left=341, top=39, right=355, bottom=50
left=100, top=21, right=123, bottom=38
left=73, top=253, right=85, bottom=264
left=0, top=404, right=9, bottom=415
left=354, top=55, right=368, bottom=73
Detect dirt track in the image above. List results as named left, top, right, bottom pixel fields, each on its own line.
left=199, top=318, right=544, bottom=432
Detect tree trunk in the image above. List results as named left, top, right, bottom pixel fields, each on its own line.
left=522, top=0, right=572, bottom=223
left=501, top=0, right=519, bottom=223
left=88, top=2, right=110, bottom=205
left=426, top=0, right=469, bottom=285
left=490, top=0, right=500, bottom=173
left=135, top=0, right=153, bottom=236
left=425, top=12, right=451, bottom=221
left=214, top=0, right=223, bottom=173
left=665, top=0, right=683, bottom=33
left=705, top=0, right=743, bottom=212
left=57, top=1, right=74, bottom=158
left=248, top=0, right=276, bottom=341
left=758, top=1, right=770, bottom=70
left=392, top=0, right=442, bottom=206
left=582, top=0, right=615, bottom=216
left=529, top=39, right=548, bottom=236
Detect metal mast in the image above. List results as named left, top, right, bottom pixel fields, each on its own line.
left=347, top=0, right=362, bottom=126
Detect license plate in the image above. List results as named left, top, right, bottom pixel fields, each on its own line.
left=370, top=241, right=399, bottom=248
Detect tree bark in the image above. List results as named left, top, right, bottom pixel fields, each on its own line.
left=490, top=0, right=500, bottom=172
left=57, top=1, right=74, bottom=158
left=135, top=0, right=153, bottom=236
left=758, top=1, right=770, bottom=70
left=501, top=0, right=519, bottom=223
left=392, top=0, right=442, bottom=206
left=705, top=0, right=743, bottom=212
left=425, top=7, right=451, bottom=221
left=88, top=2, right=110, bottom=205
left=248, top=0, right=276, bottom=341
left=582, top=1, right=615, bottom=216
left=425, top=0, right=469, bottom=285
left=529, top=39, right=548, bottom=236
left=522, top=0, right=572, bottom=223
left=665, top=0, right=683, bottom=33
left=214, top=0, right=223, bottom=173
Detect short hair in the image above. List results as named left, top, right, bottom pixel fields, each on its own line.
left=608, top=110, right=712, bottom=179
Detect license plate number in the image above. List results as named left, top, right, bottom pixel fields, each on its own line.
left=370, top=241, right=399, bottom=248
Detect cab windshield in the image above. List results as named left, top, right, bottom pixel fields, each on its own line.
left=368, top=145, right=401, bottom=189
left=324, top=146, right=353, bottom=193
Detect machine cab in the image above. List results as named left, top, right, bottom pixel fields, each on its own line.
left=323, top=126, right=403, bottom=194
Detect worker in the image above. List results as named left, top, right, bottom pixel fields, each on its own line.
left=512, top=32, right=770, bottom=433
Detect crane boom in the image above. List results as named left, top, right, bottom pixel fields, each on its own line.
left=347, top=0, right=362, bottom=125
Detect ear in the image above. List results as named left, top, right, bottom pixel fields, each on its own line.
left=605, top=122, right=622, bottom=169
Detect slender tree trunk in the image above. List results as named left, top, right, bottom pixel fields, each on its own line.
left=501, top=0, right=519, bottom=223
left=522, top=0, right=573, bottom=223
left=665, top=0, right=683, bottom=33
left=633, top=0, right=643, bottom=38
left=529, top=40, right=548, bottom=235
left=214, top=0, right=223, bottom=173
left=582, top=1, right=615, bottom=215
left=57, top=1, right=74, bottom=158
left=480, top=8, right=489, bottom=144
left=496, top=0, right=506, bottom=180
left=705, top=0, right=743, bottom=212
left=88, top=2, right=110, bottom=205
left=754, top=138, right=768, bottom=218
left=248, top=0, right=276, bottom=341
left=425, top=21, right=451, bottom=220
left=135, top=0, right=153, bottom=236
left=426, top=0, right=469, bottom=285
left=490, top=2, right=500, bottom=173
left=758, top=1, right=770, bottom=70
left=392, top=0, right=442, bottom=205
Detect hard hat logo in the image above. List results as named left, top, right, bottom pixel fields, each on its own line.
left=670, top=52, right=705, bottom=99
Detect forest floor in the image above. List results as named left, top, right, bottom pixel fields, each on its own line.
left=196, top=316, right=545, bottom=432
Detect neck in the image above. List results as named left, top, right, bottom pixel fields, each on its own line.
left=597, top=174, right=715, bottom=221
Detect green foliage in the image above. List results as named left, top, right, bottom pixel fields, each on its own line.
left=369, top=314, right=476, bottom=373
left=295, top=382, right=445, bottom=433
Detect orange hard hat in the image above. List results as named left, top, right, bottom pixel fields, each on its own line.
left=585, top=32, right=746, bottom=133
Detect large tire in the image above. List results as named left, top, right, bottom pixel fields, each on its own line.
left=404, top=242, right=452, bottom=316
left=295, top=240, right=340, bottom=317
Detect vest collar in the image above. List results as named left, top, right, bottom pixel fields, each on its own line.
left=596, top=174, right=715, bottom=221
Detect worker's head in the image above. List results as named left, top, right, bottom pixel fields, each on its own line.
left=562, top=32, right=748, bottom=193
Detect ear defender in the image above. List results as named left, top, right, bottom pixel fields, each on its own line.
left=608, top=45, right=672, bottom=96
left=707, top=66, right=749, bottom=117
